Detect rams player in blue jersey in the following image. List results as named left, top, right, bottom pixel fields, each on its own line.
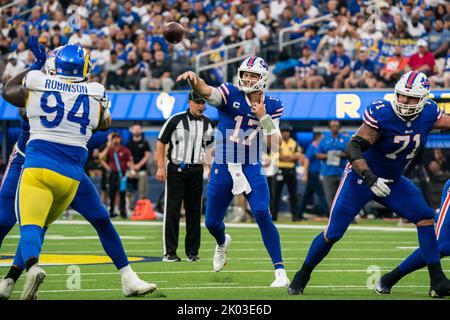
left=0, top=37, right=156, bottom=299
left=376, top=177, right=450, bottom=295
left=288, top=70, right=450, bottom=298
left=176, top=56, right=290, bottom=287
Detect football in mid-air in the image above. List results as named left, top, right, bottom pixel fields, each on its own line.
left=163, top=22, right=185, bottom=44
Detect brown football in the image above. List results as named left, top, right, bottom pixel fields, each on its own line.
left=163, top=22, right=185, bottom=44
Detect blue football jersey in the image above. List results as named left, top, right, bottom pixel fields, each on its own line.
left=215, top=83, right=283, bottom=164
left=362, top=99, right=442, bottom=179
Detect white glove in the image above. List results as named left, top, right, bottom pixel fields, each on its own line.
left=369, top=178, right=393, bottom=197
left=99, top=96, right=111, bottom=121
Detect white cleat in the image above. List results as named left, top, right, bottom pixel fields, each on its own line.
left=270, top=268, right=290, bottom=288
left=213, top=234, right=231, bottom=272
left=122, top=272, right=157, bottom=297
left=20, top=265, right=46, bottom=300
left=0, top=278, right=15, bottom=300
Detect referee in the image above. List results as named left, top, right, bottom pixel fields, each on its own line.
left=156, top=90, right=215, bottom=262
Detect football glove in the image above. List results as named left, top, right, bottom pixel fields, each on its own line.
left=99, top=95, right=111, bottom=121
left=362, top=169, right=393, bottom=197
left=29, top=36, right=47, bottom=71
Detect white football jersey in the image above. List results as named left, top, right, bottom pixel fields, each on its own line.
left=24, top=70, right=103, bottom=150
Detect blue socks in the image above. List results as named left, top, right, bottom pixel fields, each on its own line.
left=417, top=225, right=440, bottom=265
left=88, top=216, right=129, bottom=270
left=304, top=232, right=333, bottom=269
left=254, top=211, right=284, bottom=269
left=398, top=248, right=427, bottom=275
left=18, top=224, right=44, bottom=267
left=206, top=221, right=226, bottom=246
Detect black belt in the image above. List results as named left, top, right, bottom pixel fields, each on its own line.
left=169, top=162, right=203, bottom=170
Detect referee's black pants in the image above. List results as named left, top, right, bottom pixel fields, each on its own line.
left=271, top=167, right=299, bottom=221
left=163, top=163, right=203, bottom=257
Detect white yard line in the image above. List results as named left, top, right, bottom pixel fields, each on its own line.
left=53, top=220, right=416, bottom=233
left=11, top=284, right=429, bottom=295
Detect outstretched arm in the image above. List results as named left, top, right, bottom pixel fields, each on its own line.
left=2, top=69, right=30, bottom=107
left=176, top=71, right=223, bottom=106
left=2, top=36, right=47, bottom=108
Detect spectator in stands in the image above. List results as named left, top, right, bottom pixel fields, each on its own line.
left=90, top=35, right=111, bottom=73
left=317, top=120, right=349, bottom=208
left=272, top=51, right=298, bottom=89
left=407, top=39, right=435, bottom=76
left=379, top=1, right=395, bottom=31
left=236, top=29, right=260, bottom=57
left=317, top=21, right=341, bottom=62
left=141, top=50, right=174, bottom=92
left=430, top=47, right=450, bottom=88
left=427, top=19, right=450, bottom=59
left=279, top=6, right=294, bottom=29
left=50, top=25, right=68, bottom=49
left=344, top=47, right=377, bottom=88
left=100, top=132, right=134, bottom=219
left=103, top=50, right=126, bottom=90
left=304, top=26, right=321, bottom=53
left=68, top=25, right=93, bottom=48
left=326, top=42, right=351, bottom=88
left=378, top=45, right=409, bottom=87
left=122, top=50, right=145, bottom=90
left=407, top=14, right=427, bottom=39
left=259, top=4, right=280, bottom=36
left=2, top=53, right=25, bottom=84
left=118, top=1, right=141, bottom=28
left=284, top=45, right=324, bottom=89
left=126, top=123, right=152, bottom=208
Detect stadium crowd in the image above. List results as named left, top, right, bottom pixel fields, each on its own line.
left=0, top=0, right=449, bottom=91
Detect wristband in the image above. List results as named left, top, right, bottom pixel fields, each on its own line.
left=260, top=114, right=279, bottom=136
left=361, top=169, right=377, bottom=187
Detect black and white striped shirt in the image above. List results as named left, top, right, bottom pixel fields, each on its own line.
left=158, top=110, right=215, bottom=165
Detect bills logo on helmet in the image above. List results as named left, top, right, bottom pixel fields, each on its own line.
left=259, top=59, right=268, bottom=71
left=420, top=77, right=431, bottom=90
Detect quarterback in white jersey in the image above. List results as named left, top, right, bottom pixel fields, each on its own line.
left=2, top=37, right=111, bottom=299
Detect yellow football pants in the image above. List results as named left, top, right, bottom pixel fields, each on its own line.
left=17, top=168, right=79, bottom=227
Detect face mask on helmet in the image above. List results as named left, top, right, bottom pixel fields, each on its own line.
left=45, top=46, right=64, bottom=76
left=237, top=56, right=269, bottom=93
left=393, top=71, right=430, bottom=119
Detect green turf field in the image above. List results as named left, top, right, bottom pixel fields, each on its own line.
left=1, top=218, right=448, bottom=300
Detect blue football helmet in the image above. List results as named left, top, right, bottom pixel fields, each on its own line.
left=54, top=43, right=90, bottom=82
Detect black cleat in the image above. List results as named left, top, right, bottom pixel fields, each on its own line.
left=287, top=270, right=310, bottom=295
left=374, top=276, right=392, bottom=295
left=430, top=279, right=450, bottom=298
left=288, top=285, right=304, bottom=295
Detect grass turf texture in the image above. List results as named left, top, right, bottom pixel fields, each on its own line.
left=1, top=219, right=448, bottom=300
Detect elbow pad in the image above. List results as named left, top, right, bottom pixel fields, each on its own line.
left=346, top=136, right=371, bottom=164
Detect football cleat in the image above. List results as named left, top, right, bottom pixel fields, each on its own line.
left=288, top=270, right=310, bottom=295
left=374, top=277, right=392, bottom=294
left=20, top=265, right=46, bottom=300
left=0, top=278, right=15, bottom=300
left=429, top=279, right=450, bottom=298
left=270, top=268, right=290, bottom=288
left=213, top=234, right=231, bottom=272
left=122, top=272, right=157, bottom=297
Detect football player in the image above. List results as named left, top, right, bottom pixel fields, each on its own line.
left=176, top=56, right=290, bottom=287
left=0, top=37, right=155, bottom=299
left=376, top=177, right=450, bottom=295
left=288, top=70, right=450, bottom=297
